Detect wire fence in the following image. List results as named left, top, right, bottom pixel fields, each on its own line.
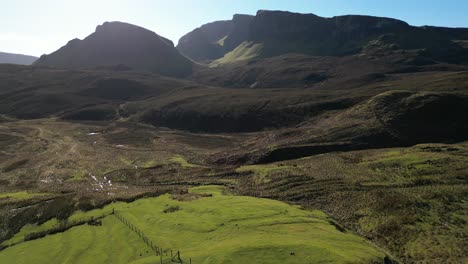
left=113, top=210, right=191, bottom=263
left=1, top=209, right=193, bottom=263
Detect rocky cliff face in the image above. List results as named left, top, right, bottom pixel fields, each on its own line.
left=180, top=10, right=468, bottom=64
left=177, top=15, right=253, bottom=62
left=222, top=14, right=255, bottom=52
left=250, top=10, right=464, bottom=60
left=35, top=22, right=193, bottom=77
left=177, top=20, right=233, bottom=61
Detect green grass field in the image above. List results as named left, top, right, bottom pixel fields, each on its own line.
left=0, top=217, right=153, bottom=264
left=0, top=191, right=49, bottom=201
left=0, top=186, right=388, bottom=264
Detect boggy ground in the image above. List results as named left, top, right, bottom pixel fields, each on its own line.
left=0, top=118, right=466, bottom=263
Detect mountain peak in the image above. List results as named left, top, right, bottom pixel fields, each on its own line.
left=34, top=22, right=191, bottom=77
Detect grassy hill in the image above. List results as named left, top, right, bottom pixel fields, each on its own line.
left=0, top=186, right=392, bottom=264
left=0, top=216, right=153, bottom=264
left=234, top=143, right=468, bottom=263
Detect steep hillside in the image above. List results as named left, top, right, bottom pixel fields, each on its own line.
left=177, top=14, right=254, bottom=62
left=0, top=52, right=37, bottom=65
left=34, top=22, right=193, bottom=77
left=177, top=20, right=233, bottom=61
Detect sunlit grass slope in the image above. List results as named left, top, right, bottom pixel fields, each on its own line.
left=211, top=41, right=263, bottom=66
left=0, top=186, right=387, bottom=264
left=0, top=217, right=152, bottom=264
left=235, top=143, right=468, bottom=263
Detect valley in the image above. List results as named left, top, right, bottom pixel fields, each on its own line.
left=0, top=117, right=466, bottom=263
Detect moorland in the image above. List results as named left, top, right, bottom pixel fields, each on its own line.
left=0, top=10, right=467, bottom=264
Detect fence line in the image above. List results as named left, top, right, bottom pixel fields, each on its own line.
left=2, top=210, right=192, bottom=264
left=113, top=210, right=186, bottom=263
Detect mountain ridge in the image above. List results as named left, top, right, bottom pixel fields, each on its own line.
left=178, top=10, right=468, bottom=65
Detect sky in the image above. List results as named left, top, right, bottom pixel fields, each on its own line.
left=2, top=0, right=468, bottom=57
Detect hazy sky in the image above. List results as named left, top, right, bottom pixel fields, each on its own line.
left=2, top=0, right=468, bottom=56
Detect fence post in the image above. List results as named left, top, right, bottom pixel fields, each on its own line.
left=177, top=251, right=182, bottom=263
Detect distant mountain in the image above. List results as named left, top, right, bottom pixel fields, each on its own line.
left=34, top=21, right=193, bottom=77
left=177, top=14, right=253, bottom=62
left=0, top=52, right=37, bottom=65
left=180, top=10, right=468, bottom=65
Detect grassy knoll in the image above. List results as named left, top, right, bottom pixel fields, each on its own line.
left=0, top=186, right=389, bottom=264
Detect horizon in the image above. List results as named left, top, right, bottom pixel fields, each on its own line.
left=2, top=0, right=468, bottom=57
